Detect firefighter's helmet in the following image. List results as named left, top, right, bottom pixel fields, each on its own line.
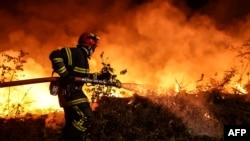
left=78, top=32, right=100, bottom=48
left=77, top=32, right=100, bottom=57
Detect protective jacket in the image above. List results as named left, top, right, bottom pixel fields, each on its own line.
left=49, top=47, right=97, bottom=105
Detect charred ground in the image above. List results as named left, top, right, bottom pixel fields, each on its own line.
left=0, top=91, right=250, bottom=141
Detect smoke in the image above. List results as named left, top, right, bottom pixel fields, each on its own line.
left=0, top=0, right=250, bottom=90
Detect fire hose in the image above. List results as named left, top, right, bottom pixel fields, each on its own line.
left=0, top=77, right=122, bottom=88
left=0, top=77, right=143, bottom=95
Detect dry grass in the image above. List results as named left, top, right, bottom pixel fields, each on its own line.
left=1, top=91, right=250, bottom=141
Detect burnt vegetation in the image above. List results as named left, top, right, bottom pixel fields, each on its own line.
left=0, top=93, right=249, bottom=141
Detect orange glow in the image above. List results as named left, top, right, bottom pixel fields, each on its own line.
left=0, top=0, right=250, bottom=117
left=0, top=50, right=62, bottom=117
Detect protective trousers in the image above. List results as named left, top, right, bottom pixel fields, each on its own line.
left=61, top=101, right=93, bottom=141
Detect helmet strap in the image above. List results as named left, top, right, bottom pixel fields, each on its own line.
left=80, top=46, right=93, bottom=59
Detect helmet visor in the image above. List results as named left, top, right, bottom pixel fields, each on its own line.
left=87, top=33, right=100, bottom=40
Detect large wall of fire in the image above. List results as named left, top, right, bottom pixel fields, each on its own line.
left=1, top=0, right=250, bottom=91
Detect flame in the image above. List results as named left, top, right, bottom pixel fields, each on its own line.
left=0, top=50, right=61, bottom=117
left=235, top=83, right=248, bottom=94
left=175, top=83, right=180, bottom=93
left=1, top=0, right=250, bottom=117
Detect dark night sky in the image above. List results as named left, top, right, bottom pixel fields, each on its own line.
left=173, top=0, right=250, bottom=26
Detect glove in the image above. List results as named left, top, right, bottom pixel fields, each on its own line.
left=98, top=72, right=111, bottom=80
left=112, top=80, right=122, bottom=88
left=59, top=74, right=73, bottom=86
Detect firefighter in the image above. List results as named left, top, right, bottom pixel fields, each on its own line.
left=49, top=32, right=114, bottom=141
